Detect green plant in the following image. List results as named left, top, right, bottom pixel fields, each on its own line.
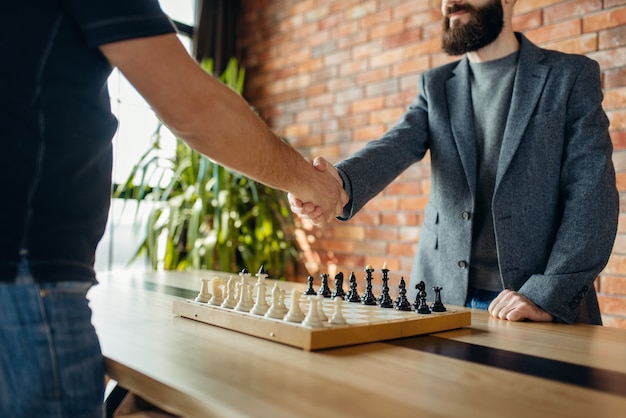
left=114, top=58, right=299, bottom=279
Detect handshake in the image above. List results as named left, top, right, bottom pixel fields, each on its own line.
left=288, top=157, right=348, bottom=225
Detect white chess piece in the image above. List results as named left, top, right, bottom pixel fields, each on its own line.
left=208, top=278, right=225, bottom=306
left=234, top=280, right=254, bottom=312
left=302, top=295, right=324, bottom=328
left=220, top=276, right=238, bottom=309
left=329, top=296, right=348, bottom=325
left=284, top=288, right=305, bottom=323
left=264, top=283, right=285, bottom=319
left=317, top=297, right=328, bottom=321
left=250, top=279, right=269, bottom=315
left=194, top=278, right=211, bottom=303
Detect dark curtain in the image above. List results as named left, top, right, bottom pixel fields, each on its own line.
left=193, top=0, right=242, bottom=75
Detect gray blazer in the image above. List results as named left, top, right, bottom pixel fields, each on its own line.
left=336, top=33, right=618, bottom=324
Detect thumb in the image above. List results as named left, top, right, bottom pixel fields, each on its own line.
left=312, top=156, right=329, bottom=172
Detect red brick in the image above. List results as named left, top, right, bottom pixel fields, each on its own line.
left=353, top=125, right=386, bottom=142
left=514, top=0, right=565, bottom=15
left=608, top=109, right=626, bottom=131
left=381, top=212, right=420, bottom=226
left=600, top=275, right=626, bottom=295
left=543, top=33, right=598, bottom=55
left=604, top=67, right=626, bottom=89
left=353, top=240, right=388, bottom=255
left=512, top=11, right=543, bottom=32
left=597, top=295, right=626, bottom=315
left=583, top=6, right=626, bottom=33
left=603, top=87, right=626, bottom=110
left=599, top=25, right=626, bottom=49
left=544, top=0, right=602, bottom=24
left=601, top=315, right=626, bottom=329
left=611, top=131, right=626, bottom=150
left=525, top=20, right=582, bottom=45
left=388, top=240, right=417, bottom=256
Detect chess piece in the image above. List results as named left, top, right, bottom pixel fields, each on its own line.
left=318, top=273, right=332, bottom=298
left=250, top=278, right=269, bottom=315
left=329, top=297, right=348, bottom=325
left=413, top=281, right=431, bottom=314
left=361, top=265, right=377, bottom=306
left=256, top=265, right=268, bottom=283
left=344, top=272, right=361, bottom=303
left=264, top=283, right=285, bottom=319
left=208, top=278, right=225, bottom=306
left=284, top=288, right=305, bottom=322
left=194, top=278, right=211, bottom=303
left=431, top=286, right=447, bottom=312
left=377, top=263, right=394, bottom=308
left=302, top=295, right=325, bottom=328
left=304, top=275, right=317, bottom=295
left=331, top=272, right=346, bottom=299
left=220, top=276, right=238, bottom=309
left=394, top=277, right=412, bottom=311
left=234, top=272, right=254, bottom=312
left=317, top=297, right=328, bottom=321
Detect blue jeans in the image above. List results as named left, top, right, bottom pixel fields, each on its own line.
left=465, top=287, right=501, bottom=310
left=0, top=260, right=105, bottom=418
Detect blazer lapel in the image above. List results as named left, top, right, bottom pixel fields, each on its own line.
left=495, top=35, right=549, bottom=190
left=446, top=58, right=477, bottom=199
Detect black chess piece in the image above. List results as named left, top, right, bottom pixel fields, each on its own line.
left=431, top=286, right=447, bottom=312
left=394, top=277, right=412, bottom=311
left=331, top=272, right=346, bottom=299
left=377, top=266, right=394, bottom=308
left=413, top=281, right=431, bottom=314
left=318, top=273, right=332, bottom=298
left=345, top=272, right=361, bottom=303
left=304, top=275, right=316, bottom=295
left=361, top=266, right=377, bottom=306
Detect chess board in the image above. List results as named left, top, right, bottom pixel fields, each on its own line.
left=172, top=284, right=471, bottom=351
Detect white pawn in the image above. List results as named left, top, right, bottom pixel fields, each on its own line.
left=284, top=288, right=305, bottom=323
left=194, top=278, right=211, bottom=303
left=208, top=278, right=225, bottom=306
left=302, top=295, right=324, bottom=328
left=264, top=283, right=285, bottom=319
left=329, top=297, right=348, bottom=325
left=220, top=276, right=238, bottom=309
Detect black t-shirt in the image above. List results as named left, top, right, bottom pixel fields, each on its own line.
left=0, top=1, right=175, bottom=282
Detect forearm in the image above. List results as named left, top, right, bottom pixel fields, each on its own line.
left=100, top=33, right=320, bottom=199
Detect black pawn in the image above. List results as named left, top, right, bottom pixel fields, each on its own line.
left=345, top=272, right=361, bottom=303
left=413, top=281, right=431, bottom=314
left=394, top=277, right=412, bottom=311
left=378, top=267, right=393, bottom=308
left=304, top=275, right=316, bottom=295
left=318, top=273, right=332, bottom=298
left=361, top=266, right=377, bottom=306
left=331, top=272, right=346, bottom=299
left=431, top=286, right=447, bottom=312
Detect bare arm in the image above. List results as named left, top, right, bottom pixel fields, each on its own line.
left=99, top=33, right=346, bottom=221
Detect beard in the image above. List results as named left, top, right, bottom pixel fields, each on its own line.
left=441, top=0, right=504, bottom=56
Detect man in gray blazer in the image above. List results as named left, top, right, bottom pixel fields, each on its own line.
left=290, top=0, right=618, bottom=324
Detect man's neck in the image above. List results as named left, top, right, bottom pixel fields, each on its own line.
left=467, top=29, right=519, bottom=63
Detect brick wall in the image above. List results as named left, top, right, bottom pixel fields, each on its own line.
left=237, top=0, right=626, bottom=328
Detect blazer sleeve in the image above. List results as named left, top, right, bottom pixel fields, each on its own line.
left=336, top=75, right=431, bottom=219
left=518, top=58, right=618, bottom=323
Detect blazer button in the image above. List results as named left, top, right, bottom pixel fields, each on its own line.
left=458, top=260, right=468, bottom=269
left=461, top=211, right=471, bottom=220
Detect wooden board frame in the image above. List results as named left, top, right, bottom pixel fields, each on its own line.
left=172, top=298, right=471, bottom=351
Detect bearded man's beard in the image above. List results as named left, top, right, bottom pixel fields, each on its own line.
left=442, top=0, right=505, bottom=55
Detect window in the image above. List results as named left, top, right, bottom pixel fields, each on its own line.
left=95, top=0, right=197, bottom=271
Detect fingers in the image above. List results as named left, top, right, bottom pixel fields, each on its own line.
left=488, top=290, right=553, bottom=322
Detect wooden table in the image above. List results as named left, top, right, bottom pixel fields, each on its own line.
left=90, top=270, right=626, bottom=418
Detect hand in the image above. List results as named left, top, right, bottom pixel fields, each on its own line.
left=289, top=157, right=347, bottom=225
left=488, top=289, right=554, bottom=322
